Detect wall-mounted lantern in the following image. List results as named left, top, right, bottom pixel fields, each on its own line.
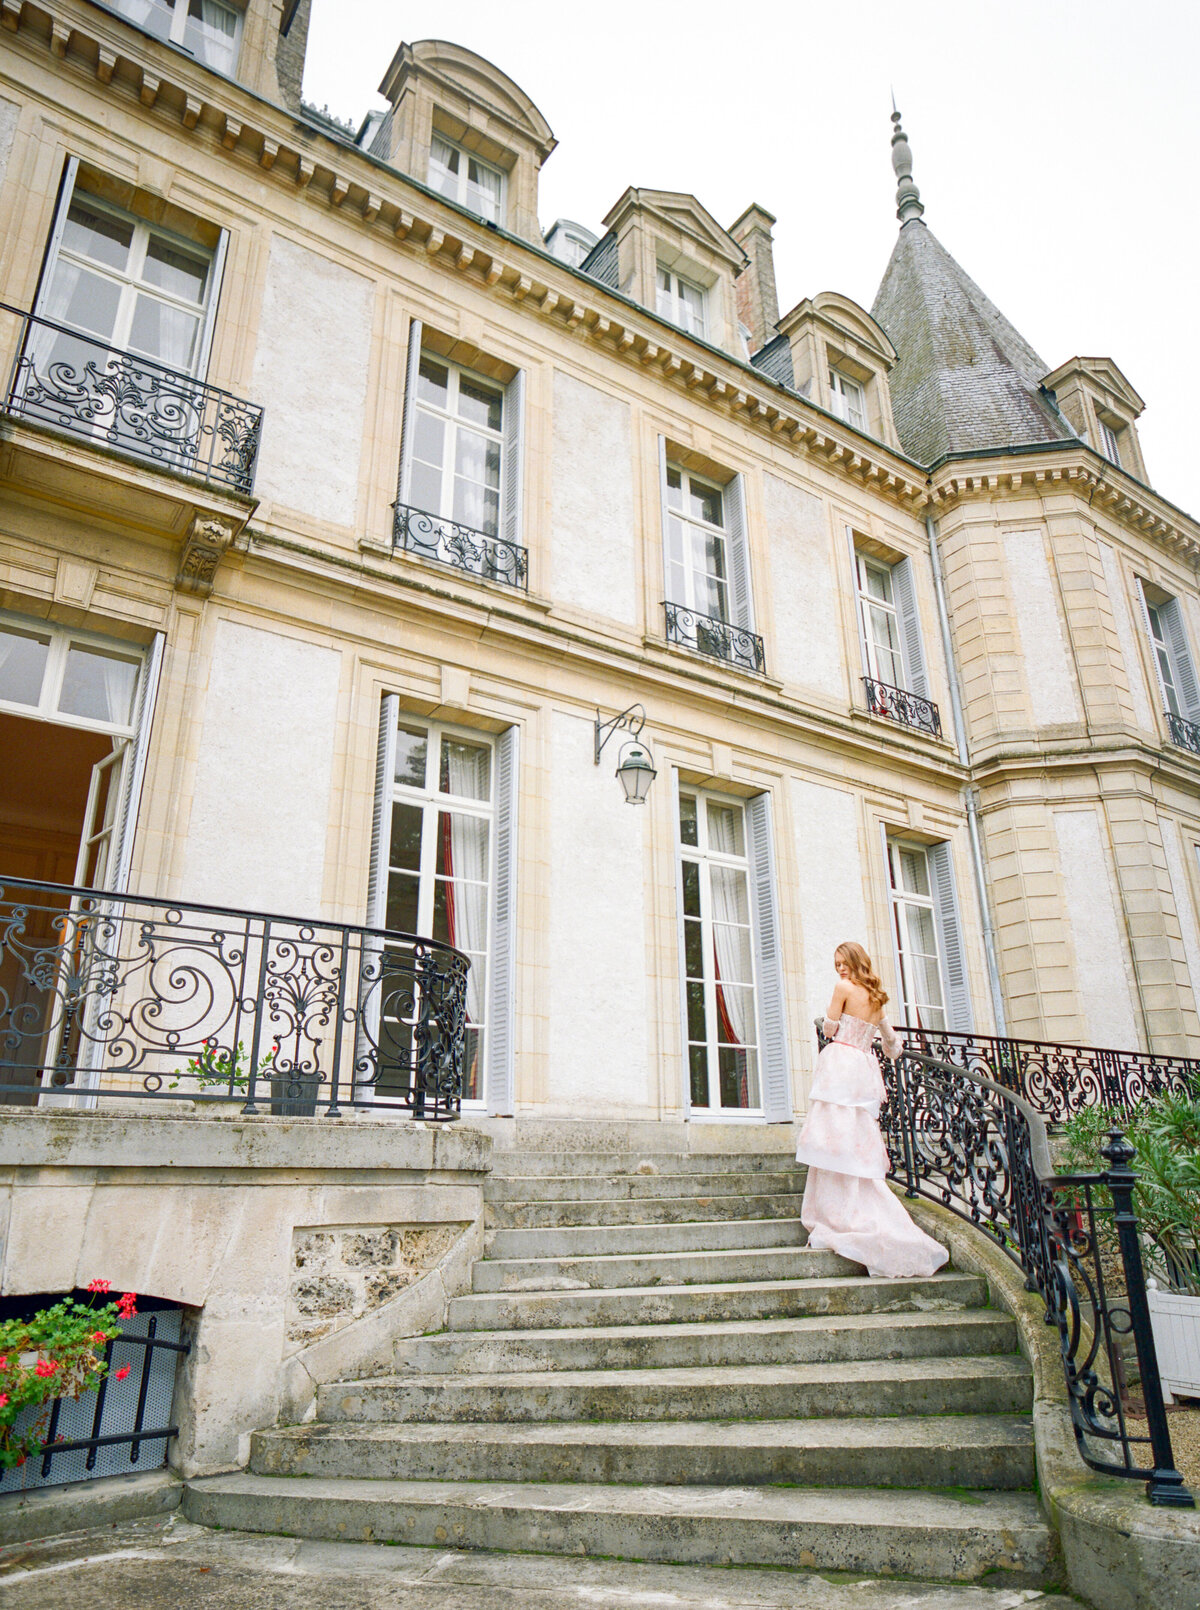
left=594, top=704, right=657, bottom=804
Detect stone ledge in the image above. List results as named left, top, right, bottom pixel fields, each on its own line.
left=0, top=1468, right=181, bottom=1546
left=908, top=1192, right=1200, bottom=1610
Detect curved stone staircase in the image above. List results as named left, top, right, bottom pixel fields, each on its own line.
left=185, top=1146, right=1055, bottom=1584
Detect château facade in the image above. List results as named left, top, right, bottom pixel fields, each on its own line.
left=2, top=0, right=1199, bottom=1131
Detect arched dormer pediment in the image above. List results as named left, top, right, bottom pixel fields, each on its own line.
left=778, top=292, right=900, bottom=450
left=380, top=41, right=556, bottom=161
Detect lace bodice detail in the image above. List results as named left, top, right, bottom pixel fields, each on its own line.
left=822, top=1013, right=902, bottom=1059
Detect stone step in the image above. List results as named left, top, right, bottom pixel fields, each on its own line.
left=486, top=1150, right=804, bottom=1178
left=489, top=1191, right=807, bottom=1228
left=485, top=1169, right=807, bottom=1205
left=472, top=1244, right=852, bottom=1293
left=486, top=1217, right=806, bottom=1260
left=317, top=1356, right=1032, bottom=1425
left=251, top=1413, right=1035, bottom=1490
left=392, top=1308, right=1018, bottom=1376
left=184, top=1473, right=1053, bottom=1583
left=447, top=1269, right=983, bottom=1331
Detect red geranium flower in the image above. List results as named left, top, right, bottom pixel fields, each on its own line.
left=0, top=1355, right=7, bottom=1371
left=116, top=1293, right=138, bottom=1319
left=114, top=1365, right=131, bottom=1381
left=0, top=1393, right=8, bottom=1408
left=35, top=1359, right=58, bottom=1378
left=87, top=1279, right=112, bottom=1294
left=89, top=1331, right=108, bottom=1344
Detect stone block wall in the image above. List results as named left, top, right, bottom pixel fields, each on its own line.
left=288, top=1223, right=466, bottom=1347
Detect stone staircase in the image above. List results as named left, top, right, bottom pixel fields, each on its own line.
left=185, top=1145, right=1055, bottom=1584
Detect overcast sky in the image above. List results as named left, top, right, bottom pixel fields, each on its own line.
left=303, top=0, right=1199, bottom=512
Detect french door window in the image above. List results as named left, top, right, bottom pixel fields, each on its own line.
left=829, top=368, right=867, bottom=431
left=409, top=355, right=504, bottom=539
left=664, top=465, right=729, bottom=623
left=657, top=267, right=706, bottom=338
left=110, top=0, right=241, bottom=76
left=0, top=615, right=141, bottom=734
left=1147, top=601, right=1184, bottom=717
left=887, top=839, right=947, bottom=1032
left=854, top=552, right=905, bottom=688
left=428, top=135, right=503, bottom=224
left=383, top=721, right=494, bottom=1103
left=678, top=789, right=761, bottom=1112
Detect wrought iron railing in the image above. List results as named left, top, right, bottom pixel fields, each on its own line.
left=861, top=675, right=942, bottom=737
left=0, top=877, right=469, bottom=1120
left=393, top=502, right=528, bottom=590
left=0, top=1298, right=187, bottom=1492
left=1165, top=710, right=1200, bottom=757
left=663, top=601, right=766, bottom=674
left=896, top=1025, right=1199, bottom=1123
left=1, top=302, right=262, bottom=495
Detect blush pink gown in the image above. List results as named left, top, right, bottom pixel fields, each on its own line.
left=795, top=1012, right=948, bottom=1279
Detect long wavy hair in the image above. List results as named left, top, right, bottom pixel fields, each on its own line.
left=835, top=941, right=888, bottom=1012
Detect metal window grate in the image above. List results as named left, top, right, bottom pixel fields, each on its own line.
left=861, top=675, right=941, bottom=737
left=393, top=503, right=528, bottom=590
left=663, top=601, right=765, bottom=674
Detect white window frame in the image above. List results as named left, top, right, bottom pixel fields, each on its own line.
left=886, top=837, right=948, bottom=1033
left=676, top=786, right=763, bottom=1117
left=109, top=0, right=242, bottom=76
left=849, top=539, right=930, bottom=701
left=663, top=461, right=733, bottom=624
left=1137, top=582, right=1200, bottom=726
left=656, top=265, right=707, bottom=339
left=853, top=552, right=905, bottom=689
left=829, top=367, right=867, bottom=431
left=428, top=133, right=504, bottom=225
left=407, top=351, right=506, bottom=539
left=0, top=611, right=145, bottom=738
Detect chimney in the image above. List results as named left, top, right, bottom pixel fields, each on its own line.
left=729, top=204, right=780, bottom=354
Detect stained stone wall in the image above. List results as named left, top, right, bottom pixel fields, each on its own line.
left=288, top=1223, right=466, bottom=1347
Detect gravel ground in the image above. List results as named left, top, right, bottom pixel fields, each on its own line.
left=1125, top=1397, right=1200, bottom=1492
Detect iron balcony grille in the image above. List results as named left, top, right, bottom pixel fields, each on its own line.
left=861, top=675, right=942, bottom=738
left=0, top=876, right=470, bottom=1121
left=1, top=303, right=262, bottom=495
left=393, top=502, right=528, bottom=590
left=663, top=601, right=766, bottom=674
left=1165, top=710, right=1200, bottom=756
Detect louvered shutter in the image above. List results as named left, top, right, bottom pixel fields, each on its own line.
left=499, top=370, right=525, bottom=559
left=658, top=436, right=674, bottom=604
left=745, top=792, right=792, bottom=1122
left=1160, top=597, right=1200, bottom=723
left=891, top=556, right=929, bottom=698
left=847, top=531, right=871, bottom=679
left=366, top=694, right=399, bottom=925
left=880, top=825, right=907, bottom=1022
left=193, top=228, right=229, bottom=380
left=396, top=318, right=423, bottom=507
left=109, top=632, right=165, bottom=894
left=487, top=723, right=519, bottom=1115
left=30, top=156, right=80, bottom=319
left=723, top=474, right=753, bottom=630
left=670, top=769, right=695, bottom=1112
left=928, top=840, right=973, bottom=1032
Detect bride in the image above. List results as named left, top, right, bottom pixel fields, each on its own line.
left=796, top=941, right=947, bottom=1279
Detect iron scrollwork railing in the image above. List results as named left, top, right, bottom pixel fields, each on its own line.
left=1165, top=709, right=1200, bottom=757
left=393, top=502, right=528, bottom=590
left=2, top=303, right=262, bottom=495
left=861, top=675, right=942, bottom=737
left=663, top=601, right=766, bottom=674
left=896, top=1025, right=1199, bottom=1123
left=0, top=877, right=469, bottom=1120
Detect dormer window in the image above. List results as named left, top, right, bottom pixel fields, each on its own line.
left=829, top=368, right=867, bottom=431
left=656, top=266, right=706, bottom=339
left=428, top=134, right=503, bottom=225
left=111, top=0, right=241, bottom=76
left=1097, top=415, right=1122, bottom=466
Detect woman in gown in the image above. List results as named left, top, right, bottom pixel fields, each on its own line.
left=795, top=942, right=947, bottom=1279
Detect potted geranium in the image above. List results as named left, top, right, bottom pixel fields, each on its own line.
left=0, top=1282, right=137, bottom=1470
left=1059, top=1093, right=1200, bottom=1401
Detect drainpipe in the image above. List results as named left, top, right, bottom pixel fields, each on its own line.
left=925, top=513, right=1008, bottom=1035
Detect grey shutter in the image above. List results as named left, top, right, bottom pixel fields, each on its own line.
left=499, top=369, right=525, bottom=555
left=658, top=436, right=674, bottom=604
left=1135, top=578, right=1170, bottom=712
left=723, top=473, right=753, bottom=629
left=891, top=556, right=929, bottom=698
left=30, top=155, right=79, bottom=319
left=847, top=530, right=870, bottom=679
left=928, top=840, right=973, bottom=1032
left=670, top=768, right=695, bottom=1112
left=366, top=694, right=399, bottom=925
left=880, top=823, right=907, bottom=1022
left=396, top=318, right=423, bottom=507
left=193, top=227, right=229, bottom=379
left=1160, top=597, right=1200, bottom=723
left=487, top=723, right=519, bottom=1115
left=109, top=632, right=165, bottom=894
left=745, top=792, right=792, bottom=1122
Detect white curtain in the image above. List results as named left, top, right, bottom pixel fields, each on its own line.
left=443, top=747, right=490, bottom=1033
left=186, top=1, right=239, bottom=74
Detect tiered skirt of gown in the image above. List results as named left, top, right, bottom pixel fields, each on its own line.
left=795, top=1012, right=948, bottom=1279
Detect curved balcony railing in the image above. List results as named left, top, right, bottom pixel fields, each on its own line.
left=815, top=1020, right=1193, bottom=1507
left=1, top=303, right=262, bottom=495
left=0, top=877, right=469, bottom=1121
left=393, top=502, right=528, bottom=590
left=861, top=675, right=941, bottom=737
left=1165, top=709, right=1200, bottom=757
left=663, top=601, right=766, bottom=674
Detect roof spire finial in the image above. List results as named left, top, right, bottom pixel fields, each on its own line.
left=890, top=104, right=925, bottom=227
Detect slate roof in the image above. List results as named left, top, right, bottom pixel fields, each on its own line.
left=580, top=230, right=619, bottom=290
left=749, top=332, right=795, bottom=388
left=872, top=221, right=1073, bottom=465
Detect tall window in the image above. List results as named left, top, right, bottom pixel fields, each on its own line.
left=428, top=135, right=503, bottom=224
left=678, top=790, right=761, bottom=1113
left=110, top=0, right=241, bottom=76
left=1138, top=583, right=1200, bottom=732
left=409, top=355, right=504, bottom=539
left=0, top=615, right=142, bottom=734
left=829, top=368, right=867, bottom=431
left=382, top=721, right=494, bottom=1103
left=1148, top=602, right=1184, bottom=716
left=886, top=839, right=947, bottom=1032
left=853, top=552, right=905, bottom=688
left=657, top=266, right=706, bottom=338
left=664, top=466, right=730, bottom=623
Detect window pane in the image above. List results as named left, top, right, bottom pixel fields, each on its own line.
left=898, top=847, right=930, bottom=898
left=666, top=467, right=683, bottom=509
left=184, top=0, right=239, bottom=73
left=864, top=564, right=891, bottom=603
left=686, top=980, right=707, bottom=1042
left=388, top=802, right=423, bottom=872
left=385, top=869, right=420, bottom=933
left=141, top=235, right=209, bottom=304
left=45, top=264, right=122, bottom=341
left=394, top=725, right=428, bottom=788
left=440, top=737, right=491, bottom=800
left=457, top=375, right=503, bottom=433
left=683, top=913, right=703, bottom=977
left=63, top=201, right=133, bottom=271
left=681, top=859, right=701, bottom=920
left=690, top=482, right=723, bottom=526
left=128, top=295, right=199, bottom=369
left=435, top=810, right=489, bottom=883
left=413, top=410, right=446, bottom=471
left=417, top=357, right=449, bottom=408
left=678, top=792, right=698, bottom=846
left=689, top=1044, right=709, bottom=1107
left=453, top=476, right=500, bottom=537
left=454, top=427, right=501, bottom=488
left=58, top=644, right=139, bottom=725
left=113, top=0, right=173, bottom=41
left=706, top=803, right=744, bottom=858
left=718, top=1045, right=756, bottom=1108
left=0, top=626, right=51, bottom=706
left=409, top=461, right=443, bottom=519
left=716, top=983, right=755, bottom=1043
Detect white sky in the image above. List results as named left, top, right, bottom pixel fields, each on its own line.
left=303, top=0, right=1199, bottom=512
